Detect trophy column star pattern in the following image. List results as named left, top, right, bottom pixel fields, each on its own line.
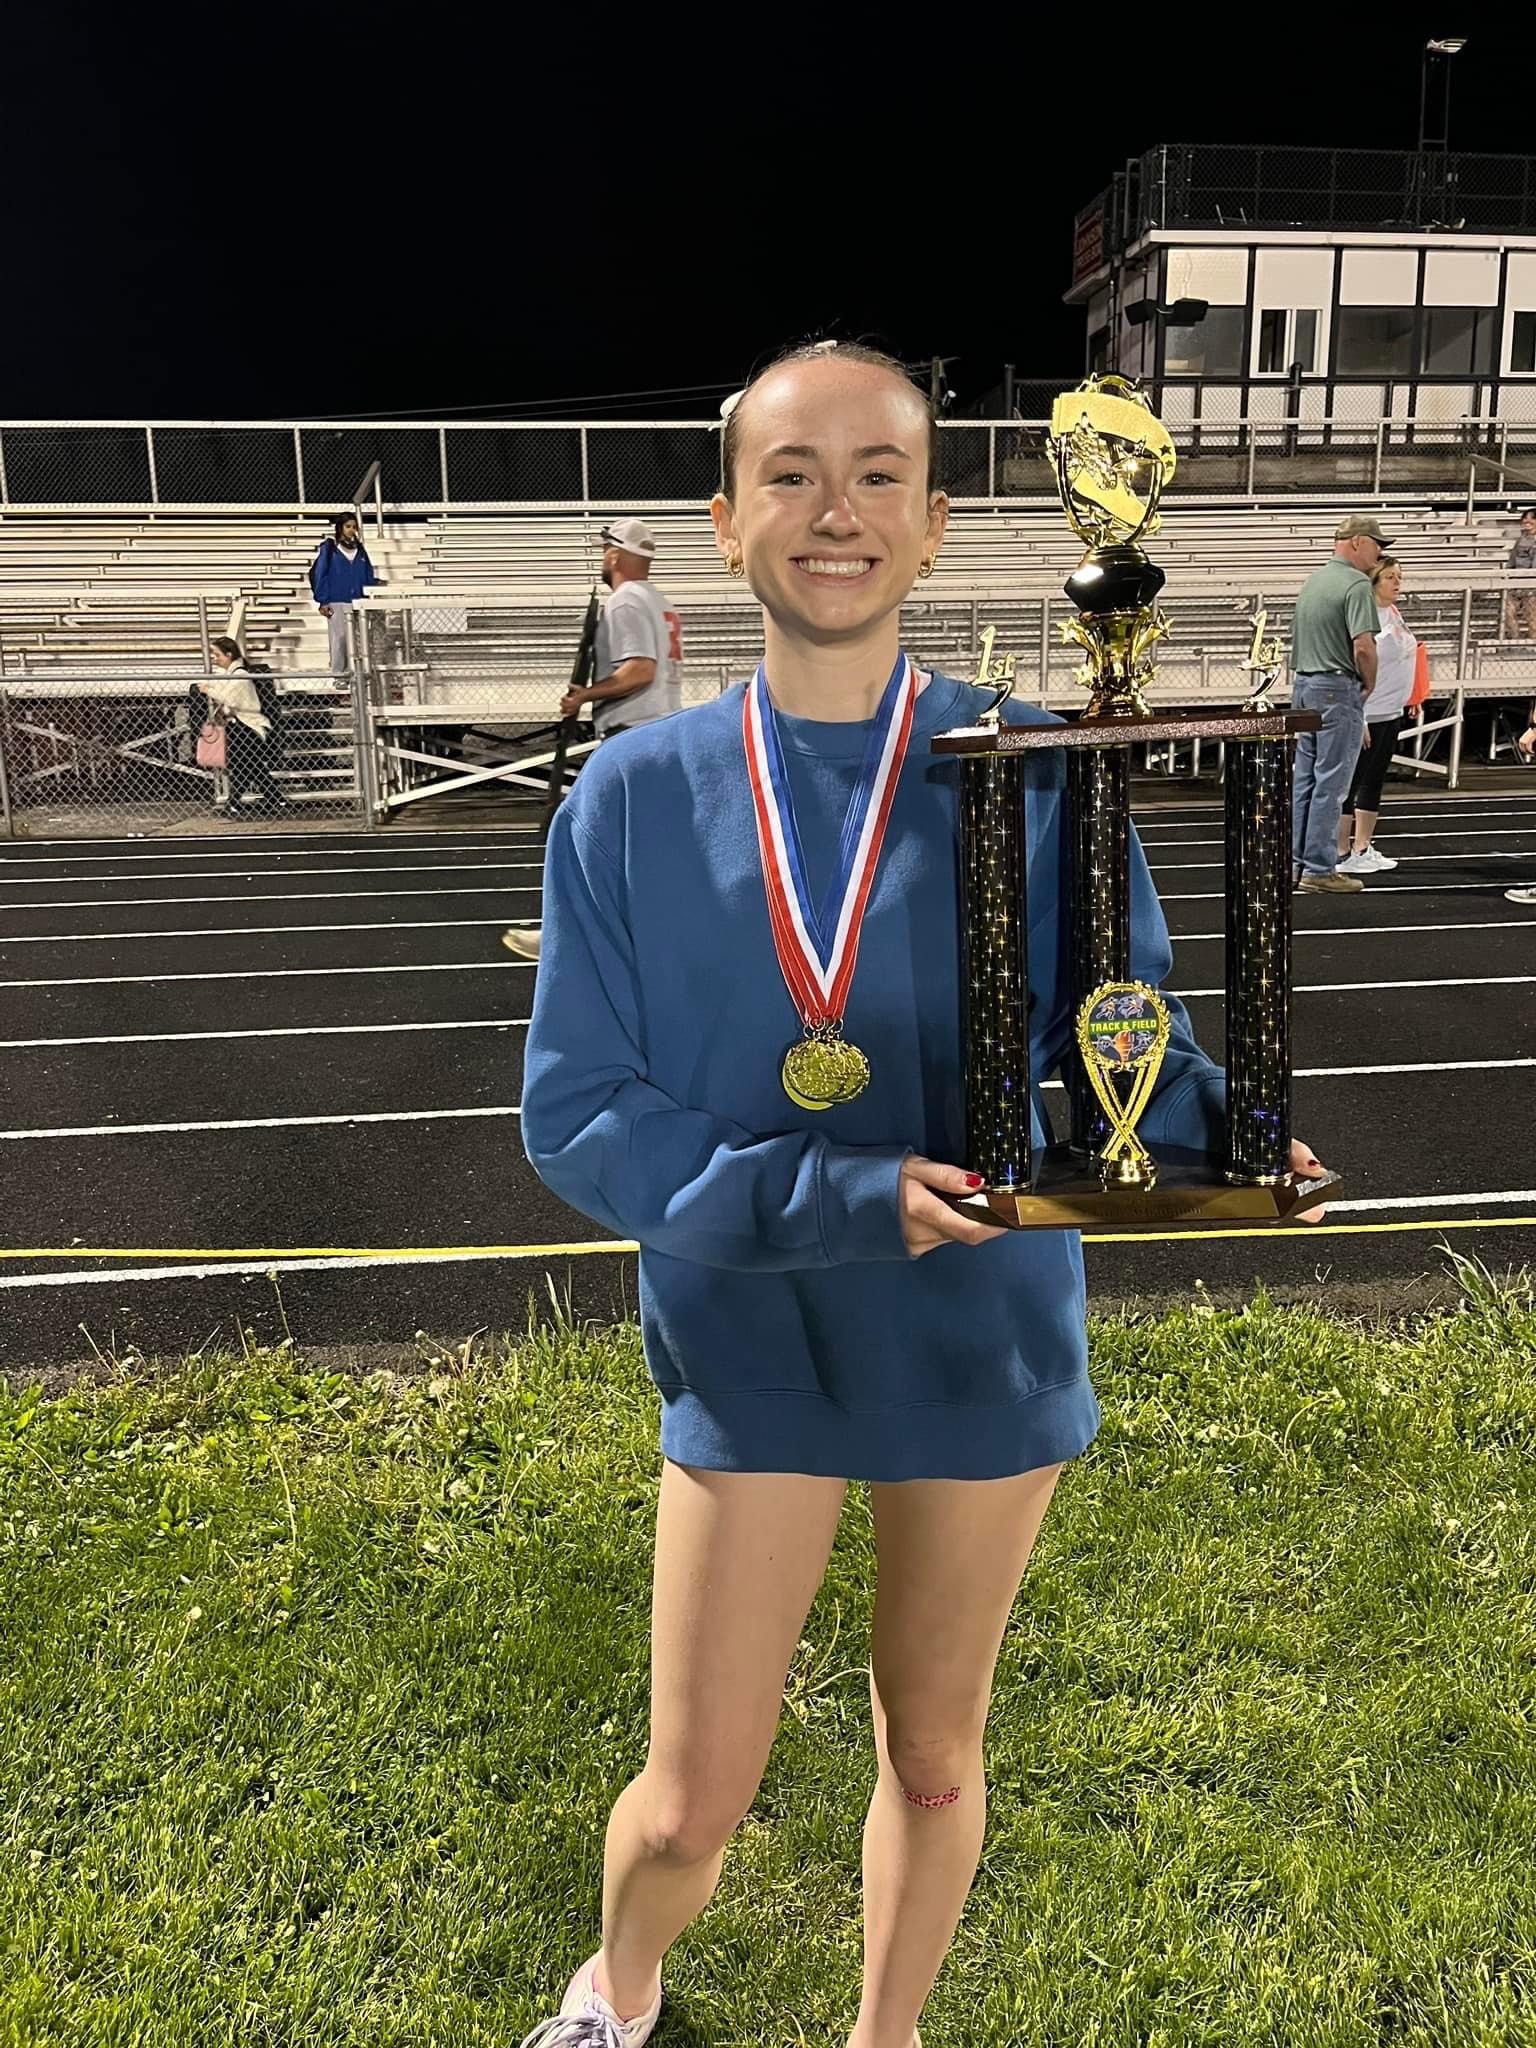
left=931, top=377, right=1340, bottom=1231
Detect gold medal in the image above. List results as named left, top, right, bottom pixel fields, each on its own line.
left=781, top=1031, right=871, bottom=1111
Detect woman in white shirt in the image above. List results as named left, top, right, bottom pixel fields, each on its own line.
left=197, top=636, right=287, bottom=818
left=1338, top=556, right=1415, bottom=876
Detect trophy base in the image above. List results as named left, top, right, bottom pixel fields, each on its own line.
left=951, top=1150, right=1341, bottom=1232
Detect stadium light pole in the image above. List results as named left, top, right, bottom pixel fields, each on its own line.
left=1419, top=37, right=1467, bottom=153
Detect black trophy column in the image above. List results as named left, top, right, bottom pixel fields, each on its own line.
left=1067, top=746, right=1131, bottom=1157
left=960, top=756, right=1030, bottom=1190
left=1224, top=735, right=1292, bottom=1181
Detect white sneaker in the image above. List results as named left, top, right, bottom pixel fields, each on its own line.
left=1506, top=886, right=1536, bottom=906
left=502, top=925, right=543, bottom=962
left=519, top=1953, right=663, bottom=2048
left=1350, top=846, right=1398, bottom=873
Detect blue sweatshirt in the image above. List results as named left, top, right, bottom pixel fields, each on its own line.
left=310, top=539, right=378, bottom=606
left=521, top=669, right=1227, bottom=1482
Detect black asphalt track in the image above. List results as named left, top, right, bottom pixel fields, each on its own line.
left=3, top=795, right=1535, bottom=1369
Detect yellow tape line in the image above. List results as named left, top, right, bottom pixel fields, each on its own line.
left=0, top=1241, right=639, bottom=1261
left=0, top=1215, right=1533, bottom=1261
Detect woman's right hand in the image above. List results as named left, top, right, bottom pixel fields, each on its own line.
left=899, top=1155, right=1011, bottom=1257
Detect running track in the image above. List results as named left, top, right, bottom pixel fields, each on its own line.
left=2, top=792, right=1534, bottom=1366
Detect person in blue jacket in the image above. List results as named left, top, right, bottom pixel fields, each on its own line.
left=516, top=343, right=1332, bottom=2048
left=309, top=512, right=377, bottom=675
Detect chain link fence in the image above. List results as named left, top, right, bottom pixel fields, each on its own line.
left=9, top=404, right=1536, bottom=512
left=0, top=671, right=362, bottom=837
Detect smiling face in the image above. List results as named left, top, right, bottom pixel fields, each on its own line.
left=711, top=355, right=948, bottom=648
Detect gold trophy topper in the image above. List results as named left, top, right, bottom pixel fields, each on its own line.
left=1047, top=376, right=1179, bottom=719
left=971, top=623, right=1018, bottom=726
left=1048, top=376, right=1178, bottom=549
left=1075, top=981, right=1172, bottom=1191
left=1240, top=606, right=1286, bottom=712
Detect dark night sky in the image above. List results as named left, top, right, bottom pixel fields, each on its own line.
left=2, top=14, right=1526, bottom=422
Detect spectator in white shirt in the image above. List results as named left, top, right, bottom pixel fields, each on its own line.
left=1338, top=556, right=1415, bottom=876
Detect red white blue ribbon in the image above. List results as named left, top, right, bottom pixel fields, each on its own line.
left=742, top=653, right=917, bottom=1028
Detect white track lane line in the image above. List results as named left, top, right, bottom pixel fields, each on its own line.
left=1177, top=973, right=1536, bottom=996
left=1134, top=796, right=1536, bottom=815
left=1170, top=918, right=1536, bottom=942
left=0, top=916, right=528, bottom=946
left=0, top=827, right=540, bottom=850
left=1163, top=881, right=1510, bottom=901
left=0, top=1250, right=602, bottom=1288
left=1139, top=828, right=1536, bottom=849
left=1150, top=851, right=1536, bottom=871
left=0, top=841, right=543, bottom=868
left=3, top=961, right=531, bottom=989
left=0, top=883, right=539, bottom=913
left=0, top=1106, right=522, bottom=1141
left=0, top=860, right=544, bottom=888
left=0, top=1018, right=529, bottom=1049
left=1330, top=1190, right=1536, bottom=1212
left=1136, top=805, right=1536, bottom=832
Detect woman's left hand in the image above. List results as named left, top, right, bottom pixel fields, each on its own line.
left=1290, top=1137, right=1331, bottom=1224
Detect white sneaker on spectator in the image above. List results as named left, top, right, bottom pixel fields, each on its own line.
left=502, top=925, right=543, bottom=962
left=1341, top=847, right=1397, bottom=874
left=1505, top=886, right=1536, bottom=906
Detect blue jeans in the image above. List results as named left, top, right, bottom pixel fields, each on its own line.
left=1291, top=673, right=1367, bottom=877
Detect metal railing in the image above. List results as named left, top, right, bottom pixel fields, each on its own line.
left=1086, top=143, right=1536, bottom=257
left=6, top=407, right=1536, bottom=514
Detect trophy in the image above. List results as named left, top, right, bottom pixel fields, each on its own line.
left=932, top=375, right=1339, bottom=1229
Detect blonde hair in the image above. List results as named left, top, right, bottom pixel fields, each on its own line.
left=1370, top=554, right=1400, bottom=588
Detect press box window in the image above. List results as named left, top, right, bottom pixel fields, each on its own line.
left=1421, top=306, right=1496, bottom=376
left=1163, top=306, right=1245, bottom=376
left=1256, top=308, right=1320, bottom=373
left=1510, top=311, right=1536, bottom=374
left=1336, top=307, right=1415, bottom=376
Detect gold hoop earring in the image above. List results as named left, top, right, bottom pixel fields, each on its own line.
left=917, top=553, right=937, bottom=580
left=725, top=552, right=745, bottom=579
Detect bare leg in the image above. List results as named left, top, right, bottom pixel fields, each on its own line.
left=1352, top=804, right=1379, bottom=854
left=849, top=1463, right=1064, bottom=2048
left=595, top=1461, right=847, bottom=2020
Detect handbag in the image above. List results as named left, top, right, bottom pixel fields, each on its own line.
left=196, top=719, right=227, bottom=770
left=1406, top=639, right=1431, bottom=710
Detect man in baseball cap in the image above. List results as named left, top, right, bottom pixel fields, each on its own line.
left=503, top=516, right=684, bottom=961
left=598, top=516, right=658, bottom=559
left=1333, top=513, right=1395, bottom=548
left=1289, top=514, right=1395, bottom=894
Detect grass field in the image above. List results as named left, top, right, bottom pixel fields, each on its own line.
left=2, top=1266, right=1534, bottom=2048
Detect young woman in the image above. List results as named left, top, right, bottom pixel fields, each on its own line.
left=196, top=636, right=287, bottom=819
left=1338, top=555, right=1416, bottom=875
left=518, top=343, right=1330, bottom=2048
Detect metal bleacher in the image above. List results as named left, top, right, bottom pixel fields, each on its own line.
left=372, top=502, right=1532, bottom=709
left=3, top=494, right=1534, bottom=831
left=0, top=519, right=319, bottom=674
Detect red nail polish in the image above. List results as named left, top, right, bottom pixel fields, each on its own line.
left=964, top=1173, right=985, bottom=1189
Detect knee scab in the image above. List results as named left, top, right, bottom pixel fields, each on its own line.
left=899, top=1781, right=961, bottom=1810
